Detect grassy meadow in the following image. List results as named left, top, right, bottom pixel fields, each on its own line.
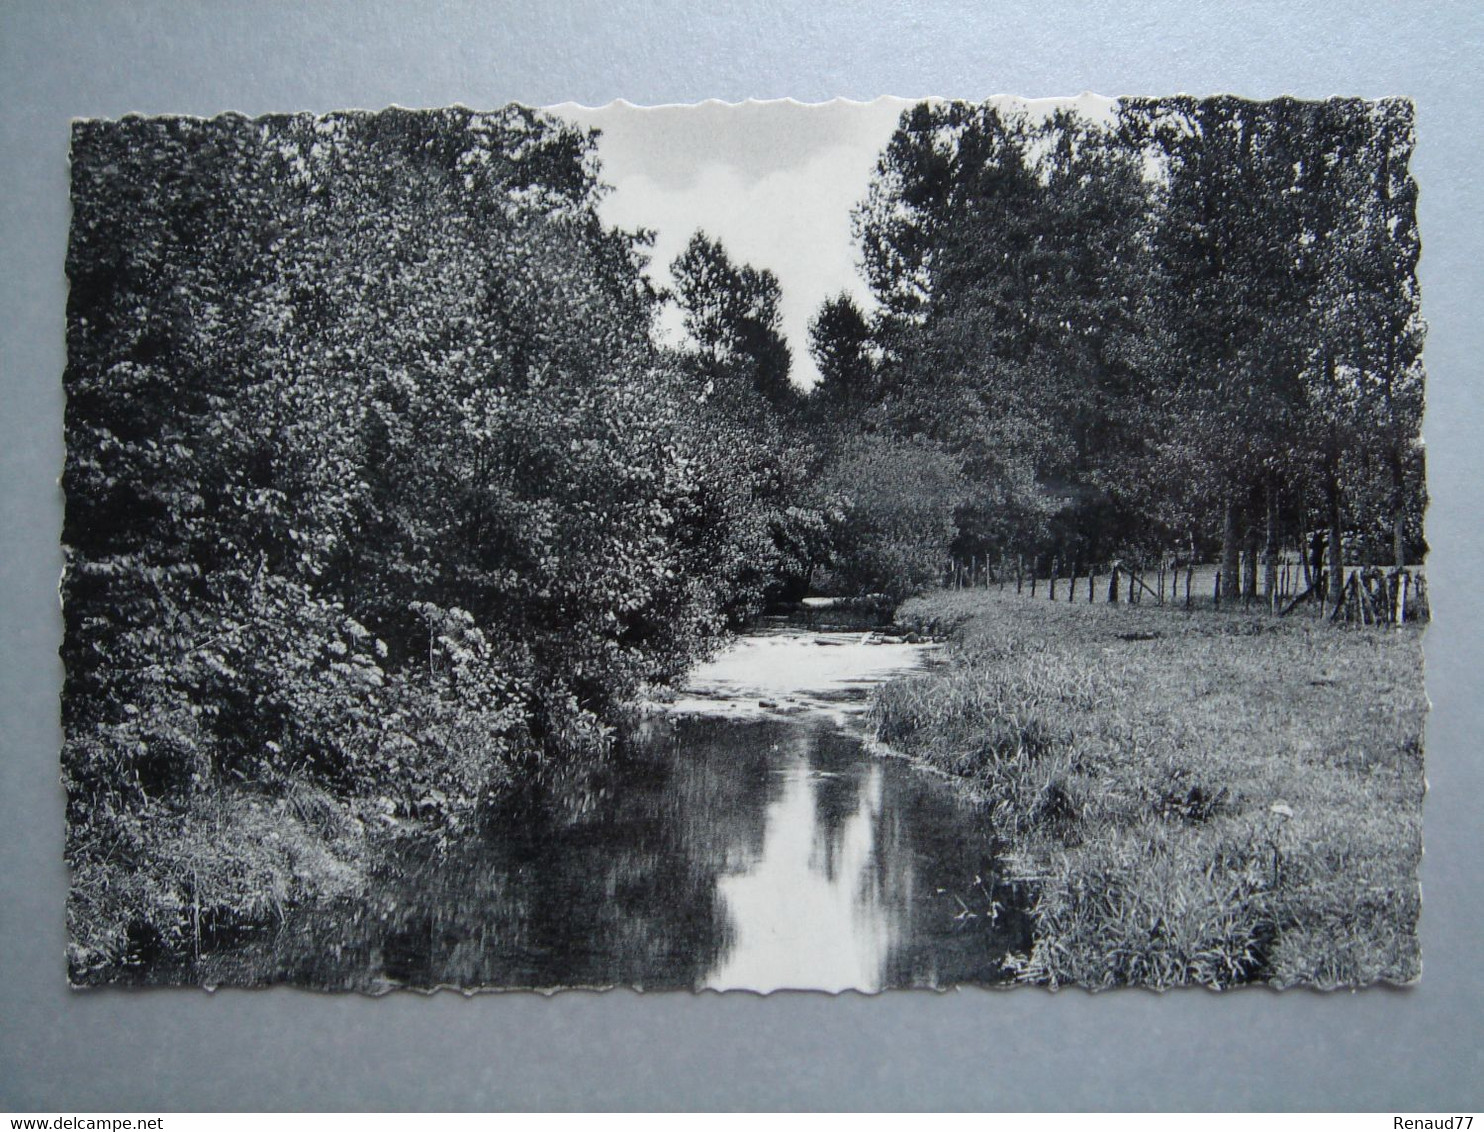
left=871, top=586, right=1426, bottom=990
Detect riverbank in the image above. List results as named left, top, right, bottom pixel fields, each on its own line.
left=160, top=622, right=1004, bottom=992
left=870, top=587, right=1426, bottom=989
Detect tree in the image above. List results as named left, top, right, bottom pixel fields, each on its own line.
left=1120, top=97, right=1349, bottom=603
left=816, top=434, right=967, bottom=600
left=1311, top=99, right=1425, bottom=573
left=806, top=293, right=877, bottom=420
left=670, top=230, right=796, bottom=408
left=850, top=103, right=1156, bottom=568
left=62, top=107, right=796, bottom=975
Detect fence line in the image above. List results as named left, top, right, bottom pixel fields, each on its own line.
left=940, top=553, right=1428, bottom=625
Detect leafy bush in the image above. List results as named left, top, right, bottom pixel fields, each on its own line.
left=816, top=434, right=967, bottom=600
left=62, top=108, right=809, bottom=977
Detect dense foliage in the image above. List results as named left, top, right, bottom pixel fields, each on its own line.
left=808, top=97, right=1425, bottom=594
left=63, top=109, right=801, bottom=976
left=664, top=231, right=823, bottom=608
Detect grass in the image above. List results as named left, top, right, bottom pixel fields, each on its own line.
left=871, top=586, right=1426, bottom=990
left=66, top=778, right=371, bottom=983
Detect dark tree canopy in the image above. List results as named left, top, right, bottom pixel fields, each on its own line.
left=807, top=293, right=877, bottom=417
left=823, top=97, right=1423, bottom=580
left=670, top=230, right=796, bottom=408
left=62, top=109, right=822, bottom=976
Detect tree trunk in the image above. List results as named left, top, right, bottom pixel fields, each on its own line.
left=1326, top=464, right=1345, bottom=617
left=1187, top=531, right=1197, bottom=610
left=1219, top=497, right=1240, bottom=611
left=1390, top=447, right=1408, bottom=572
left=1319, top=348, right=1349, bottom=616
left=1242, top=524, right=1259, bottom=605
left=1301, top=519, right=1315, bottom=591
left=1262, top=480, right=1279, bottom=612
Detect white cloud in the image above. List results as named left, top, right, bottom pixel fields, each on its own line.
left=554, top=96, right=1118, bottom=389
left=558, top=99, right=909, bottom=388
left=595, top=147, right=881, bottom=386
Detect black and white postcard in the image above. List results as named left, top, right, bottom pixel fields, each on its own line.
left=62, top=97, right=1426, bottom=992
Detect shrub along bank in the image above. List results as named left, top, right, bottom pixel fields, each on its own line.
left=870, top=588, right=1425, bottom=989
left=63, top=110, right=817, bottom=981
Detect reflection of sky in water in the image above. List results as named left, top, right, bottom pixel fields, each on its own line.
left=706, top=740, right=894, bottom=993
left=200, top=629, right=1022, bottom=992
left=689, top=629, right=927, bottom=993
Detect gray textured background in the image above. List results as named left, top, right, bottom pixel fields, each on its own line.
left=2, top=0, right=1480, bottom=1112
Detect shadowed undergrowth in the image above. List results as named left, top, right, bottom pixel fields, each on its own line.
left=870, top=588, right=1425, bottom=990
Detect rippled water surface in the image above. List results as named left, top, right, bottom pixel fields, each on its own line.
left=219, top=627, right=1029, bottom=991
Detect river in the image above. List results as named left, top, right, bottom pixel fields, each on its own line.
left=209, top=621, right=1029, bottom=992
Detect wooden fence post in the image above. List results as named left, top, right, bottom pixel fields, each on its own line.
left=1185, top=564, right=1193, bottom=610
left=1016, top=555, right=1023, bottom=595
left=1030, top=557, right=1038, bottom=598
left=1108, top=565, right=1120, bottom=604
left=1213, top=570, right=1222, bottom=610
left=1335, top=569, right=1359, bottom=623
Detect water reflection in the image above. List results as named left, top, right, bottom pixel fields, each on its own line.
left=202, top=632, right=1028, bottom=991
left=706, top=733, right=892, bottom=992
left=205, top=713, right=1024, bottom=991
left=697, top=719, right=1026, bottom=992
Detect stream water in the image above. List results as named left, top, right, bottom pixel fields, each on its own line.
left=214, top=621, right=1029, bottom=992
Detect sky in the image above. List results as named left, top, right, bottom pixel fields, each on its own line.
left=555, top=96, right=1116, bottom=389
